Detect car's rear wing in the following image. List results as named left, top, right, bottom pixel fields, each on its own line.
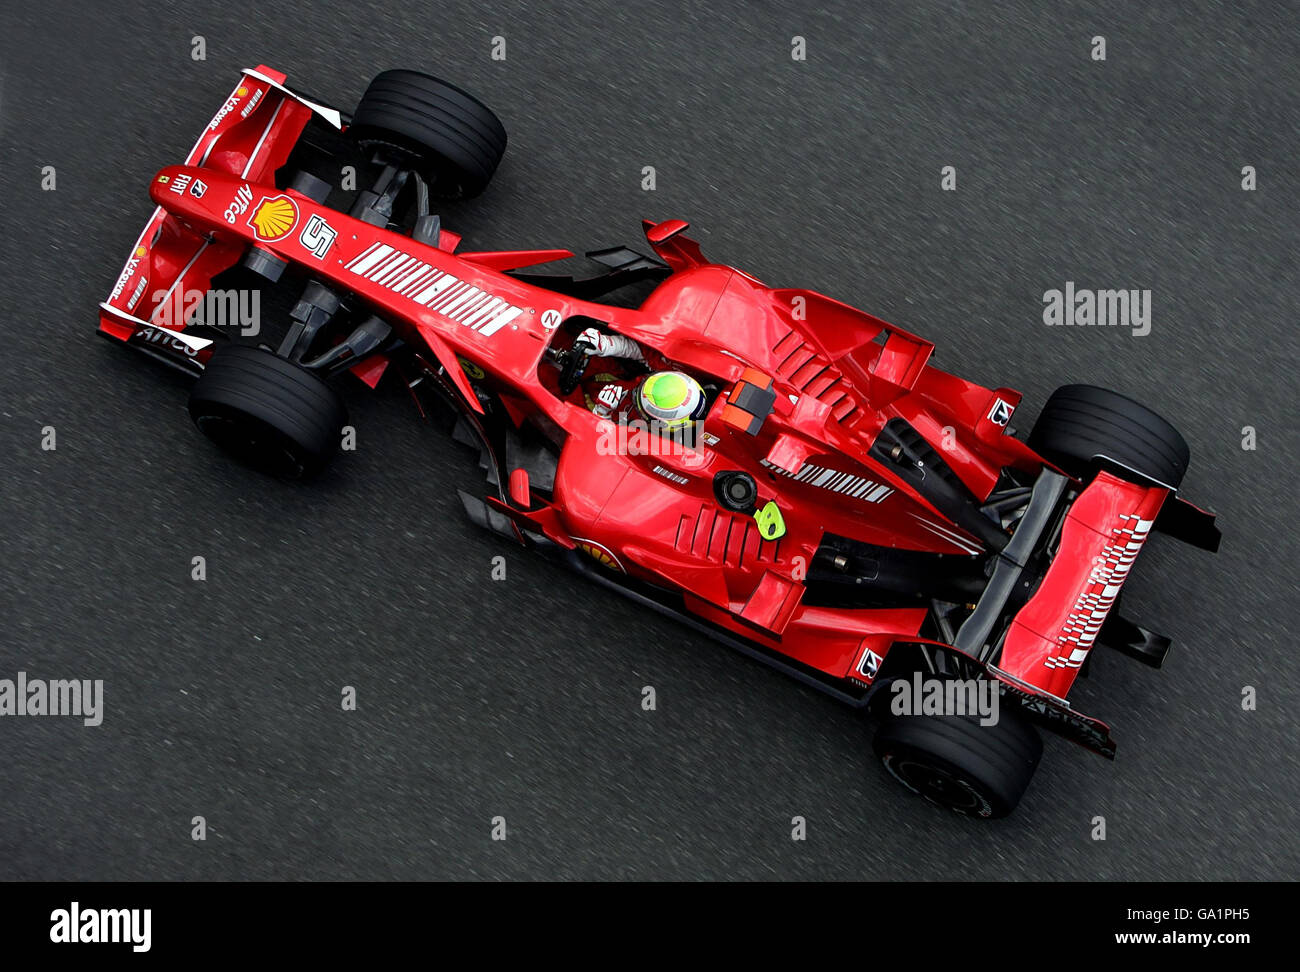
left=995, top=471, right=1168, bottom=699
left=97, top=65, right=327, bottom=373
left=944, top=467, right=1173, bottom=758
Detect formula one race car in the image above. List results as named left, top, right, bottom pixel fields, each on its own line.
left=98, top=66, right=1220, bottom=818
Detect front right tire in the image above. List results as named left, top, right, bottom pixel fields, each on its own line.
left=349, top=70, right=507, bottom=199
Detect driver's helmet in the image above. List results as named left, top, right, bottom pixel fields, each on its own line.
left=637, top=371, right=708, bottom=429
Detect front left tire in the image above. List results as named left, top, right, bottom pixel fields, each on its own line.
left=188, top=345, right=346, bottom=479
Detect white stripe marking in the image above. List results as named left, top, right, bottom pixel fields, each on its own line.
left=913, top=519, right=981, bottom=554
left=463, top=297, right=506, bottom=328
left=390, top=262, right=428, bottom=291
left=366, top=252, right=407, bottom=281
left=400, top=266, right=437, bottom=295
left=344, top=242, right=382, bottom=270
left=428, top=281, right=465, bottom=309
left=479, top=306, right=524, bottom=336
left=414, top=276, right=457, bottom=305
left=374, top=254, right=416, bottom=284
left=452, top=293, right=492, bottom=320
left=433, top=283, right=473, bottom=311
left=349, top=244, right=393, bottom=276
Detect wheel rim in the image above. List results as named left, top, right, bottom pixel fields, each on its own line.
left=195, top=414, right=306, bottom=479
left=884, top=755, right=991, bottom=816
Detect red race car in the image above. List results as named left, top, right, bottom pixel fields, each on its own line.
left=99, top=66, right=1220, bottom=818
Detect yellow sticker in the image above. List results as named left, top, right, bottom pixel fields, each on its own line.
left=457, top=357, right=485, bottom=380
left=754, top=500, right=786, bottom=540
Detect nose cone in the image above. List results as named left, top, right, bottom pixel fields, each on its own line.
left=148, top=166, right=193, bottom=207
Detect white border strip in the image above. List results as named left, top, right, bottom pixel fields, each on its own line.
left=909, top=514, right=982, bottom=555
left=100, top=303, right=214, bottom=351
left=241, top=67, right=344, bottom=129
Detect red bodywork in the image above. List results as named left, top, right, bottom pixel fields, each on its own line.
left=99, top=67, right=1179, bottom=747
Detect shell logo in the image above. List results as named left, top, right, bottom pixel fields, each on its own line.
left=236, top=86, right=248, bottom=97
left=246, top=194, right=300, bottom=242
left=134, top=246, right=147, bottom=258
left=575, top=540, right=624, bottom=572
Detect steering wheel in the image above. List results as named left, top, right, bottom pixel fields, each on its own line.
left=558, top=340, right=595, bottom=396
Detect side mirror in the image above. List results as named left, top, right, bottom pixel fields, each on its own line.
left=646, top=219, right=690, bottom=245
left=508, top=468, right=531, bottom=507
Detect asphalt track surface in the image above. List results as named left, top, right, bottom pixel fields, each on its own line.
left=0, top=1, right=1297, bottom=881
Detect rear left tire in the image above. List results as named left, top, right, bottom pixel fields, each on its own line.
left=1027, top=384, right=1189, bottom=489
left=873, top=695, right=1042, bottom=819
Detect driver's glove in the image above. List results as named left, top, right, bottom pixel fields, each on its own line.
left=577, top=327, right=645, bottom=363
